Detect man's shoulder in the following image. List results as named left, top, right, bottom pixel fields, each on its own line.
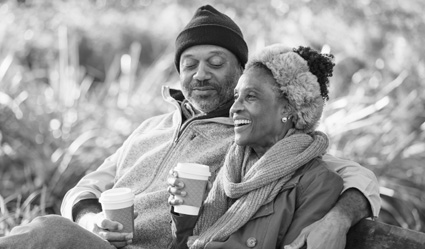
left=322, top=153, right=362, bottom=170
left=131, top=111, right=179, bottom=134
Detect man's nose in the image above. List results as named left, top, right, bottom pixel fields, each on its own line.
left=193, top=63, right=211, bottom=81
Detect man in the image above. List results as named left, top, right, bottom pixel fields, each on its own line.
left=0, top=5, right=380, bottom=249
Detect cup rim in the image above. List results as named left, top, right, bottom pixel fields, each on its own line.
left=99, top=188, right=134, bottom=203
left=175, top=163, right=211, bottom=176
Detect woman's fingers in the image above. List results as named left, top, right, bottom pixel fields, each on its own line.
left=167, top=185, right=186, bottom=196
left=167, top=177, right=185, bottom=188
left=168, top=195, right=183, bottom=205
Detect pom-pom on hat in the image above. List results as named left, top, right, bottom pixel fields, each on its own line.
left=174, top=5, right=248, bottom=72
left=246, top=44, right=332, bottom=133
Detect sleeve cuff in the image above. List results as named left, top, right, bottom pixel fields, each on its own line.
left=341, top=178, right=381, bottom=218
left=323, top=154, right=381, bottom=218
left=60, top=189, right=101, bottom=220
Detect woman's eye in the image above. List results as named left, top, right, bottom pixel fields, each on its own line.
left=247, top=94, right=256, bottom=100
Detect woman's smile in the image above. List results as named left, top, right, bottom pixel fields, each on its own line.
left=234, top=119, right=252, bottom=127
left=233, top=118, right=252, bottom=135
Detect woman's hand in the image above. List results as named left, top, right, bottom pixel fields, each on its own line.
left=167, top=169, right=186, bottom=206
left=77, top=211, right=136, bottom=248
left=167, top=169, right=212, bottom=207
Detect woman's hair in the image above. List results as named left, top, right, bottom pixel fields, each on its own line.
left=244, top=44, right=335, bottom=133
left=293, top=46, right=334, bottom=101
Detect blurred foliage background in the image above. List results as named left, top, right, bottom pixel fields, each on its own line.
left=1, top=0, right=424, bottom=236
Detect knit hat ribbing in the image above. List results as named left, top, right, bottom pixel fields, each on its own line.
left=175, top=5, right=248, bottom=72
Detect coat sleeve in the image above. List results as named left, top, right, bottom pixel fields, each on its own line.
left=60, top=118, right=155, bottom=220
left=281, top=163, right=344, bottom=247
left=170, top=208, right=199, bottom=249
left=60, top=150, right=120, bottom=220
left=322, top=154, right=381, bottom=218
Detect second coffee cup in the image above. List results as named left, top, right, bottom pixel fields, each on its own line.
left=99, top=187, right=135, bottom=235
left=173, top=163, right=211, bottom=216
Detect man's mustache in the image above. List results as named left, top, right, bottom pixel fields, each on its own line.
left=191, top=80, right=218, bottom=88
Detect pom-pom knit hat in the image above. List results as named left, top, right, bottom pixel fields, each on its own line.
left=174, top=5, right=248, bottom=72
left=246, top=44, right=326, bottom=133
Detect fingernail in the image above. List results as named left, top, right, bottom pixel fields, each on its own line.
left=118, top=224, right=123, bottom=230
left=178, top=182, right=184, bottom=188
left=127, top=240, right=133, bottom=244
left=126, top=233, right=133, bottom=239
left=181, top=191, right=187, bottom=196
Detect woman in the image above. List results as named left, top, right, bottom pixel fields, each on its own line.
left=170, top=44, right=344, bottom=249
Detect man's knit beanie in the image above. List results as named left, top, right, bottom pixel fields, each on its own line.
left=174, top=5, right=248, bottom=72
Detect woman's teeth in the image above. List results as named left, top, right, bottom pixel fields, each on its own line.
left=234, top=119, right=252, bottom=127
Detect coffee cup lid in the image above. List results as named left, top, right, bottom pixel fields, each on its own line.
left=99, top=188, right=134, bottom=204
left=175, top=163, right=211, bottom=176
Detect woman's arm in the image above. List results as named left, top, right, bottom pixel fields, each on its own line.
left=285, top=189, right=370, bottom=249
left=170, top=208, right=199, bottom=249
left=284, top=155, right=380, bottom=249
left=281, top=163, right=344, bottom=248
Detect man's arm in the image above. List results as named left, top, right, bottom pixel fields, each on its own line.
left=333, top=188, right=372, bottom=227
left=60, top=152, right=119, bottom=219
left=321, top=154, right=380, bottom=218
left=71, top=199, right=134, bottom=247
left=72, top=199, right=102, bottom=226
left=60, top=148, right=134, bottom=247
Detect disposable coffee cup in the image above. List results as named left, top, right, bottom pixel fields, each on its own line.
left=99, top=188, right=135, bottom=234
left=173, top=163, right=211, bottom=216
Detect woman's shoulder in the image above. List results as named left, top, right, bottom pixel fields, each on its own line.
left=298, top=157, right=343, bottom=188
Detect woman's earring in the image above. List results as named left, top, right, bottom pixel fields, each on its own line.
left=281, top=117, right=288, bottom=123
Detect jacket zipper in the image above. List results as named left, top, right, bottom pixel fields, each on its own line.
left=173, top=114, right=206, bottom=145
left=140, top=113, right=206, bottom=194
left=134, top=106, right=185, bottom=194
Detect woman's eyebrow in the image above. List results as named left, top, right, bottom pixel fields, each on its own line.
left=243, top=86, right=259, bottom=91
left=237, top=86, right=261, bottom=95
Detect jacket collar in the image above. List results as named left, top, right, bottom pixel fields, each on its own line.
left=162, top=86, right=234, bottom=121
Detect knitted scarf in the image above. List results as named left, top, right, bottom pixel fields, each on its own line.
left=189, top=130, right=329, bottom=248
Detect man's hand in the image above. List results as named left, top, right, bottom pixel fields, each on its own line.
left=284, top=213, right=348, bottom=249
left=77, top=212, right=134, bottom=248
left=285, top=189, right=372, bottom=249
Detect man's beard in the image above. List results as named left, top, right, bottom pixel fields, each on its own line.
left=186, top=76, right=237, bottom=113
